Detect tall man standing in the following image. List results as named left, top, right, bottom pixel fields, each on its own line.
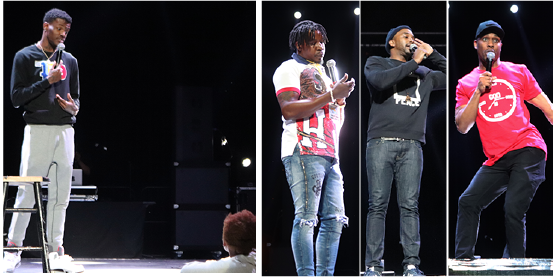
left=454, top=20, right=552, bottom=260
left=364, top=25, right=446, bottom=276
left=272, top=20, right=355, bottom=276
left=4, top=8, right=84, bottom=273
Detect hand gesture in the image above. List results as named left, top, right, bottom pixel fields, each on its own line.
left=56, top=93, right=79, bottom=116
left=332, top=73, right=356, bottom=99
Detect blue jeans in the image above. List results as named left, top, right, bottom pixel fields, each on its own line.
left=282, top=145, right=349, bottom=276
left=455, top=147, right=545, bottom=259
left=365, top=138, right=423, bottom=271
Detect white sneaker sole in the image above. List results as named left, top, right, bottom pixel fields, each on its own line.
left=5, top=261, right=21, bottom=273
left=51, top=269, right=84, bottom=273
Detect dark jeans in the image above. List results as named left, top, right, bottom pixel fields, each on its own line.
left=455, top=147, right=546, bottom=259
left=365, top=138, right=423, bottom=271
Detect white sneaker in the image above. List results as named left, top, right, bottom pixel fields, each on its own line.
left=3, top=251, right=22, bottom=273
left=48, top=252, right=84, bottom=273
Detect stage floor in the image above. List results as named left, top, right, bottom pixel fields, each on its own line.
left=449, top=258, right=553, bottom=276
left=9, top=258, right=195, bottom=274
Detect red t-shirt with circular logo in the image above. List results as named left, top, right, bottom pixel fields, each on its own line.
left=456, top=62, right=547, bottom=166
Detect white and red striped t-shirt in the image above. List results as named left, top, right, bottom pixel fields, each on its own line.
left=273, top=58, right=343, bottom=159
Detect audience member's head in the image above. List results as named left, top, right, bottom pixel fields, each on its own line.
left=222, top=210, right=256, bottom=256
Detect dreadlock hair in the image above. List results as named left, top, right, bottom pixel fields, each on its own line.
left=43, top=8, right=72, bottom=24
left=289, top=20, right=328, bottom=52
left=222, top=210, right=256, bottom=255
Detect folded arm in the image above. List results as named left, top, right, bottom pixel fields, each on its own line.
left=278, top=74, right=354, bottom=121
left=364, top=57, right=419, bottom=92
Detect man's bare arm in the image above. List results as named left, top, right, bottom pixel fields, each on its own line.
left=527, top=92, right=553, bottom=125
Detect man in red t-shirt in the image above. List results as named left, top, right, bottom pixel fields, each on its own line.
left=454, top=20, right=553, bottom=260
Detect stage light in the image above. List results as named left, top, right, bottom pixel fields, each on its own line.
left=221, top=136, right=228, bottom=146
left=511, top=5, right=518, bottom=13
left=354, top=8, right=360, bottom=15
left=294, top=11, right=302, bottom=19
left=242, top=158, right=251, bottom=168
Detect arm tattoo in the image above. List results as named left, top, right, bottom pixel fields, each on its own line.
left=277, top=90, right=300, bottom=106
left=300, top=67, right=326, bottom=100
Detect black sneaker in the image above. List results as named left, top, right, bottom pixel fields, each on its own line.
left=403, top=265, right=424, bottom=276
left=364, top=267, right=382, bottom=276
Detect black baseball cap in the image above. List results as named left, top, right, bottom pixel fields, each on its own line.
left=475, top=20, right=504, bottom=40
left=385, top=25, right=411, bottom=54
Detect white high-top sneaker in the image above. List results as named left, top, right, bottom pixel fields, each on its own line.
left=48, top=252, right=84, bottom=273
left=3, top=251, right=22, bottom=273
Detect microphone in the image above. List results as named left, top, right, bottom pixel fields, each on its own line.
left=486, top=51, right=495, bottom=89
left=410, top=44, right=426, bottom=59
left=485, top=52, right=495, bottom=89
left=56, top=43, right=65, bottom=69
left=326, top=59, right=339, bottom=83
left=326, top=59, right=340, bottom=104
left=486, top=52, right=495, bottom=73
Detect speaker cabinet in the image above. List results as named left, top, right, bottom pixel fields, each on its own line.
left=175, top=167, right=229, bottom=205
left=174, top=210, right=229, bottom=250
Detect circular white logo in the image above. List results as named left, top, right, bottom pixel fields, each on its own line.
left=478, top=79, right=517, bottom=122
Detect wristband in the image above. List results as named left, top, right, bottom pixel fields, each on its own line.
left=329, top=89, right=335, bottom=103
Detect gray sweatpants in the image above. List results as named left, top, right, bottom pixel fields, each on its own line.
left=8, top=124, right=75, bottom=253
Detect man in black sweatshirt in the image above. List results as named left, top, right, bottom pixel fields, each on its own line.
left=4, top=8, right=83, bottom=273
left=363, top=25, right=446, bottom=276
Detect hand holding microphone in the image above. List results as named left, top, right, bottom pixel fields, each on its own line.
left=410, top=38, right=432, bottom=64
left=47, top=62, right=63, bottom=84
left=477, top=72, right=495, bottom=94
left=48, top=43, right=65, bottom=84
left=326, top=59, right=355, bottom=101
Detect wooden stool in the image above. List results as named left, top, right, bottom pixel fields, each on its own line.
left=3, top=176, right=51, bottom=273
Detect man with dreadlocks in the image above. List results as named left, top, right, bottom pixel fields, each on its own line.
left=272, top=20, right=355, bottom=276
left=4, top=8, right=83, bottom=273
left=363, top=25, right=446, bottom=276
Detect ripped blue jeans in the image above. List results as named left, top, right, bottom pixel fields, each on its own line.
left=282, top=146, right=348, bottom=276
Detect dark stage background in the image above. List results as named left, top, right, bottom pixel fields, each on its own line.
left=3, top=2, right=256, bottom=258
left=449, top=2, right=553, bottom=259
left=361, top=1, right=447, bottom=276
left=262, top=1, right=360, bottom=276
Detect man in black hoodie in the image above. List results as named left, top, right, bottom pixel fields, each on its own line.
left=4, top=8, right=83, bottom=273
left=363, top=25, right=446, bottom=276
